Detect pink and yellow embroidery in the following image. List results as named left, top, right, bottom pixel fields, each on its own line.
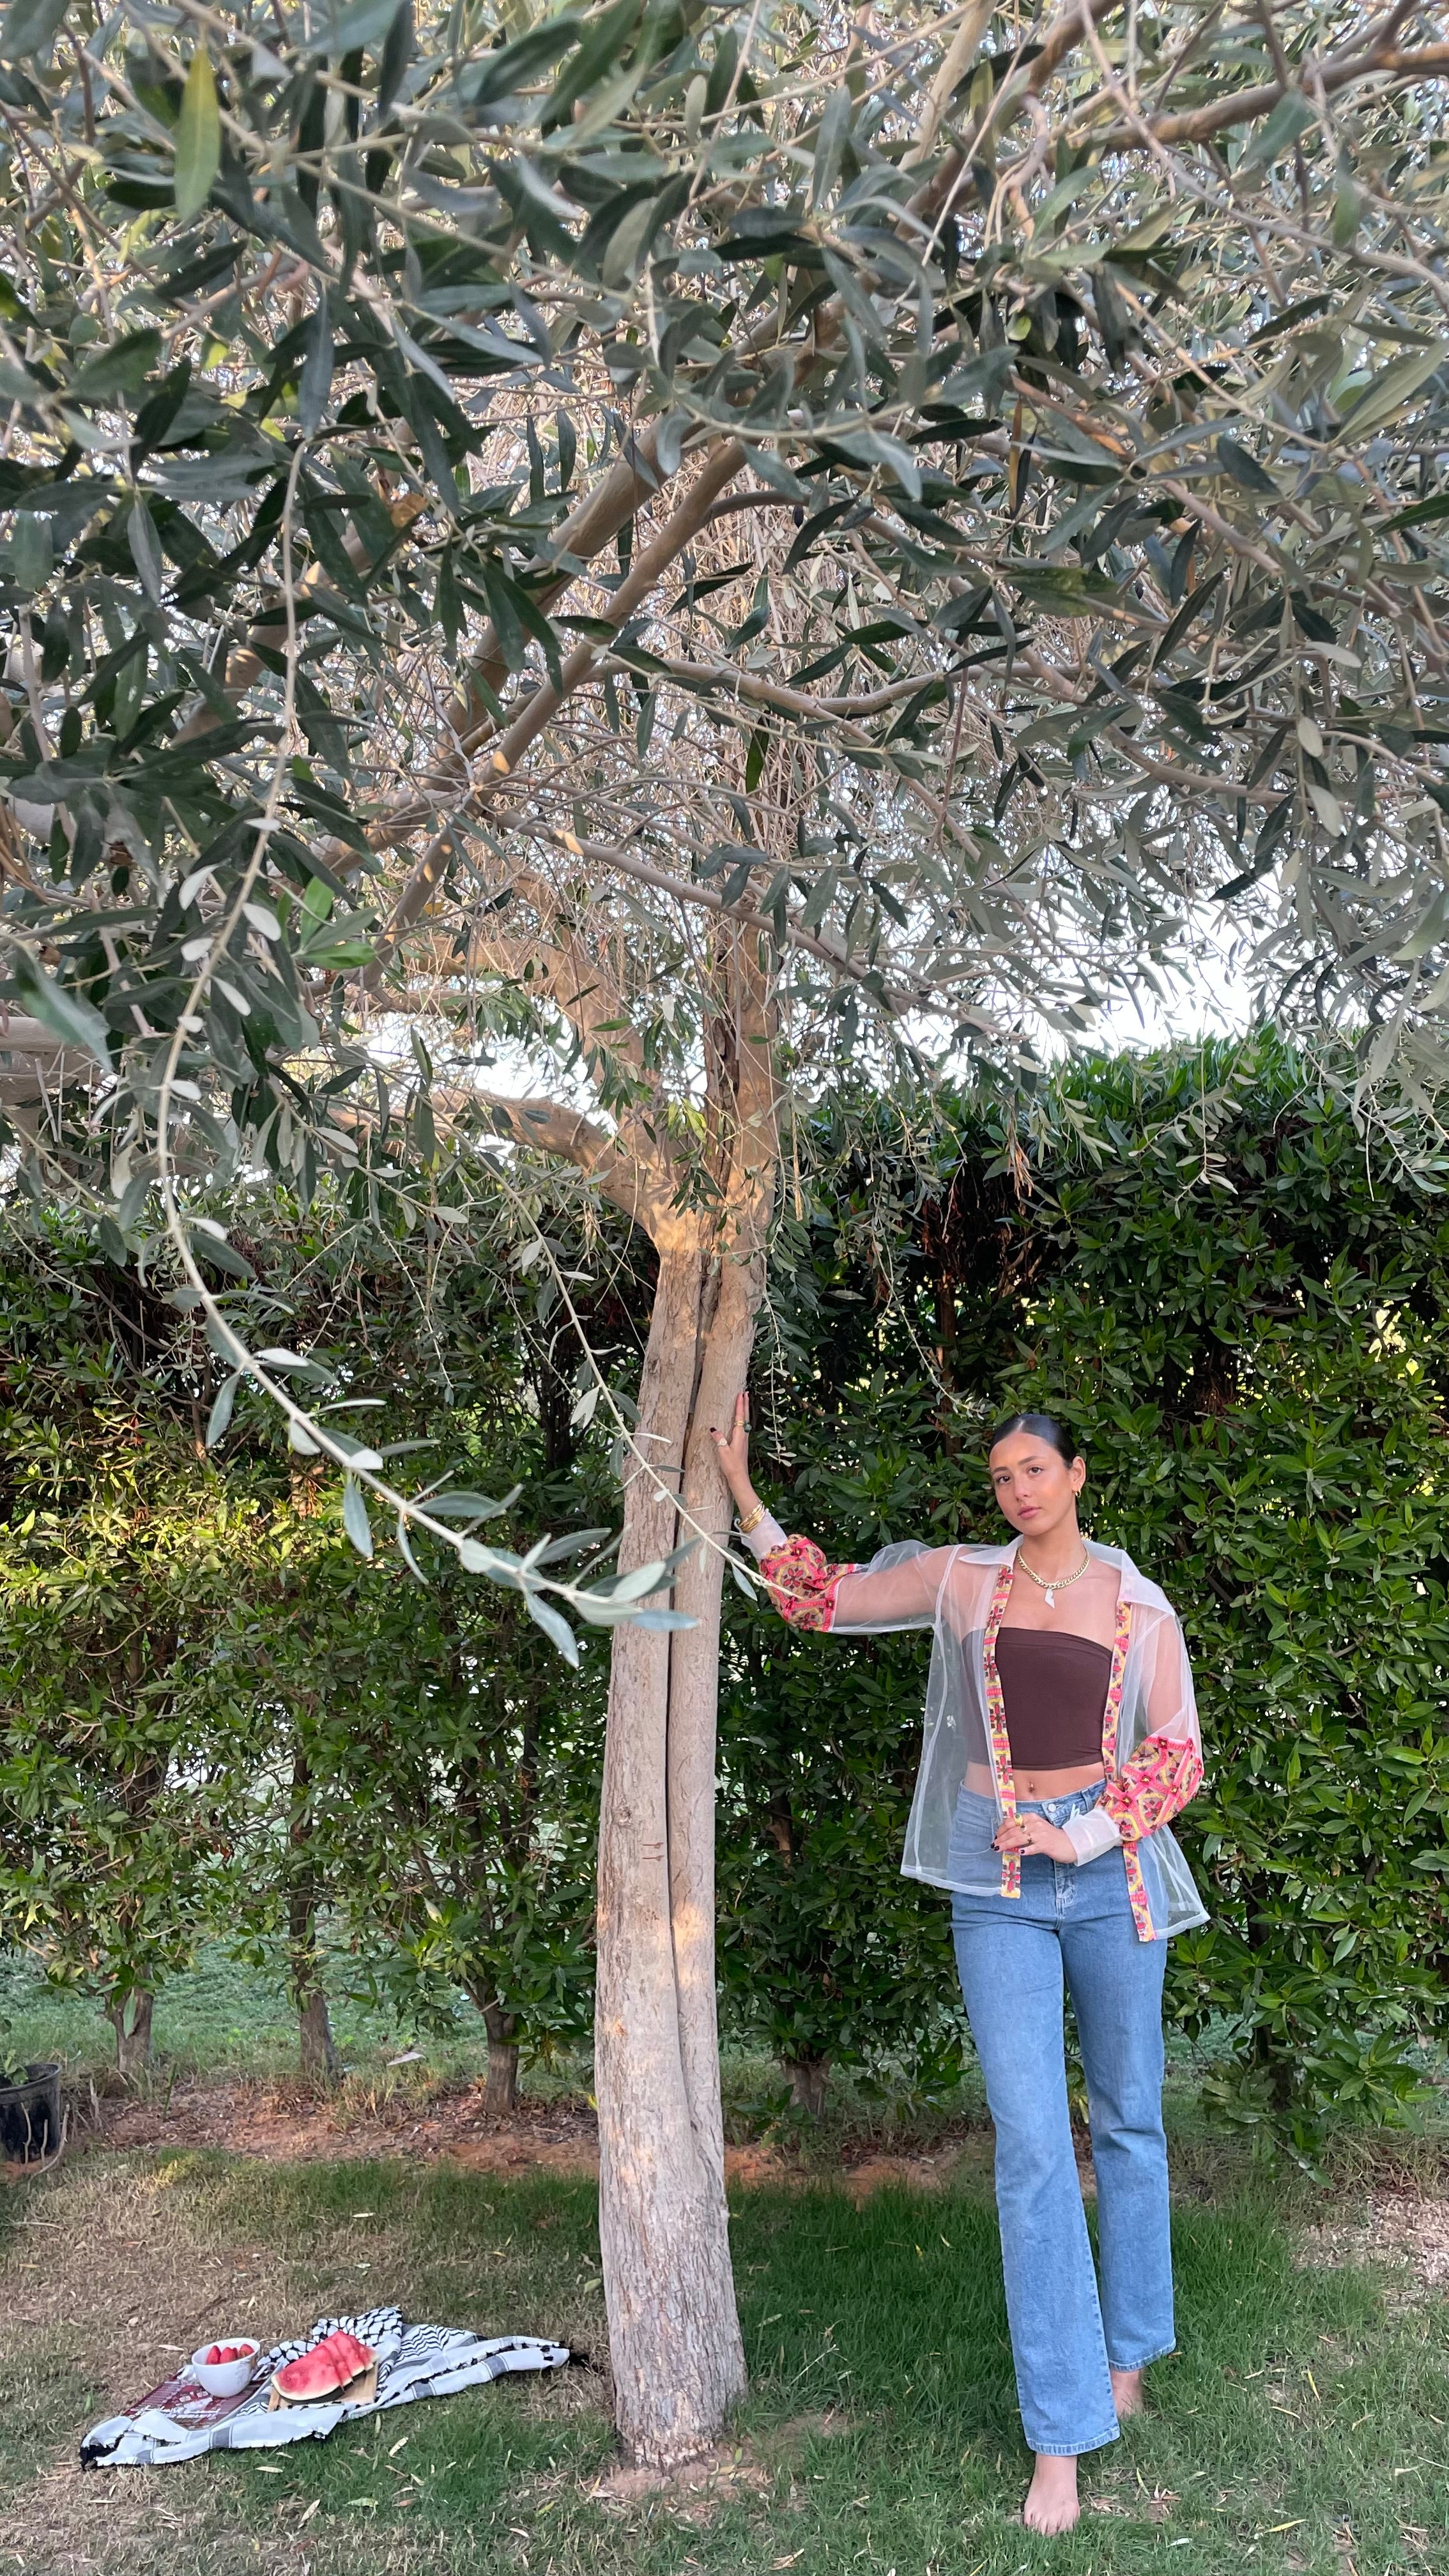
left=758, top=1534, right=1202, bottom=1944
left=1101, top=1732, right=1204, bottom=1838
left=1100, top=1593, right=1133, bottom=1774
left=757, top=1535, right=859, bottom=1634
left=1101, top=1733, right=1204, bottom=1937
left=985, top=1579, right=1148, bottom=1915
left=1101, top=1595, right=1153, bottom=1935
left=981, top=1565, right=1020, bottom=1899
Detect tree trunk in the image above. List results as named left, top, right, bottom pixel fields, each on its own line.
left=595, top=1239, right=755, bottom=2467
left=298, top=1984, right=341, bottom=2083
left=482, top=2003, right=520, bottom=2115
left=108, top=1988, right=153, bottom=2079
left=784, top=2055, right=831, bottom=2119
left=594, top=930, right=778, bottom=2467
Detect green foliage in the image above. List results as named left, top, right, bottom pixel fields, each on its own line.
left=254, top=1512, right=607, bottom=2070
left=4, top=1039, right=1448, bottom=2147
left=236, top=1204, right=622, bottom=2066
left=719, top=1630, right=959, bottom=2098
left=0, top=1190, right=619, bottom=2073
left=740, top=1038, right=1449, bottom=2152
left=0, top=1240, right=272, bottom=2027
left=2, top=0, right=1448, bottom=1302
left=719, top=1372, right=964, bottom=2095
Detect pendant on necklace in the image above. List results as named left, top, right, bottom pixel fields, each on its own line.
left=1044, top=1587, right=1055, bottom=1609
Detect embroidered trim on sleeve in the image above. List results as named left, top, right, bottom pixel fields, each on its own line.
left=757, top=1535, right=860, bottom=1634
left=1101, top=1732, right=1204, bottom=1843
left=1101, top=1597, right=1133, bottom=1772
left=981, top=1565, right=1020, bottom=1900
left=1121, top=1842, right=1155, bottom=1940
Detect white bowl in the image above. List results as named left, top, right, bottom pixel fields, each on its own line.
left=190, top=2340, right=259, bottom=2397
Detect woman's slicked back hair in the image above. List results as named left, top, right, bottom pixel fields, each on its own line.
left=987, top=1411, right=1082, bottom=1468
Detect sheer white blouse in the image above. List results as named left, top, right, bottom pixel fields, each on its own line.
left=742, top=1520, right=1207, bottom=1942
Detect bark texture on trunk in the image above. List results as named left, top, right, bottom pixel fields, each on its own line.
left=593, top=933, right=778, bottom=2467
left=298, top=1986, right=341, bottom=2083
left=597, top=1243, right=751, bottom=2467
left=482, top=2003, right=521, bottom=2115
left=108, top=1988, right=153, bottom=2080
left=785, top=2056, right=832, bottom=2119
left=499, top=909, right=777, bottom=2469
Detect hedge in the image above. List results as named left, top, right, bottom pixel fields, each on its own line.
left=3, top=1038, right=1446, bottom=2151
left=732, top=1039, right=1449, bottom=2151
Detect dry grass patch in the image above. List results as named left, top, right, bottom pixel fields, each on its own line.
left=0, top=2150, right=616, bottom=2576
left=1298, top=2188, right=1449, bottom=2307
left=0, top=2154, right=317, bottom=2576
left=4, top=2156, right=302, bottom=2370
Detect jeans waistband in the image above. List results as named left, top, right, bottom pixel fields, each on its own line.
left=1015, top=1781, right=1107, bottom=1825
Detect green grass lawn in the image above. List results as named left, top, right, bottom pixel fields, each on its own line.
left=0, top=1939, right=498, bottom=2089
left=2, top=2148, right=1444, bottom=2576
left=3, top=1945, right=1446, bottom=2572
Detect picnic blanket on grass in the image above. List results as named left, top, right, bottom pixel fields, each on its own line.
left=80, top=2307, right=572, bottom=2469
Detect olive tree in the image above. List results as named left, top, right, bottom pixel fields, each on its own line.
left=3, top=0, right=1448, bottom=2465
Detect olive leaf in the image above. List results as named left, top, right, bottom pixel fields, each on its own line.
left=174, top=50, right=221, bottom=223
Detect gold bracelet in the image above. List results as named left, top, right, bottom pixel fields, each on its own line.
left=736, top=1501, right=767, bottom=1538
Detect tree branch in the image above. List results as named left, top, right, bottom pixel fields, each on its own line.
left=464, top=1090, right=668, bottom=1229
left=369, top=441, right=747, bottom=979
left=1086, top=36, right=1449, bottom=151
left=439, top=416, right=682, bottom=752
left=613, top=650, right=944, bottom=723
left=456, top=864, right=654, bottom=1093
left=902, top=0, right=999, bottom=171
left=523, top=824, right=937, bottom=1010
left=596, top=645, right=986, bottom=865
left=0, top=1012, right=95, bottom=1105
left=910, top=0, right=1126, bottom=228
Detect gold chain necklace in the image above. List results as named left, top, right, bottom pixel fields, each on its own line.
left=1015, top=1548, right=1092, bottom=1612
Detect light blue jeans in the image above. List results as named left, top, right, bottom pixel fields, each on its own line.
left=950, top=1785, right=1174, bottom=2458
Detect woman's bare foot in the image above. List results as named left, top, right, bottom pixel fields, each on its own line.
left=1022, top=2453, right=1080, bottom=2534
left=1110, top=2365, right=1145, bottom=2418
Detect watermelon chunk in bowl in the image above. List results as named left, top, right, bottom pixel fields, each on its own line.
left=190, top=2340, right=259, bottom=2398
left=272, top=2329, right=376, bottom=2405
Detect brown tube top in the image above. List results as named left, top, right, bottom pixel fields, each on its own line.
left=993, top=1629, right=1112, bottom=1772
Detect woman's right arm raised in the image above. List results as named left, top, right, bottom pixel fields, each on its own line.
left=710, top=1393, right=946, bottom=1634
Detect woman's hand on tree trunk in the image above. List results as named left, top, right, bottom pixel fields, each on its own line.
left=709, top=1391, right=755, bottom=1510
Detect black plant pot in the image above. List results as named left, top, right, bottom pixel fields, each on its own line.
left=0, top=2062, right=62, bottom=2161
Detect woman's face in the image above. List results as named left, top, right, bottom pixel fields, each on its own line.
left=988, top=1432, right=1085, bottom=1540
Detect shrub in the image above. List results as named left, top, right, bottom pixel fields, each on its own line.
left=730, top=1042, right=1449, bottom=2150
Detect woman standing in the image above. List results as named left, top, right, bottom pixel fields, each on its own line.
left=711, top=1399, right=1205, bottom=2536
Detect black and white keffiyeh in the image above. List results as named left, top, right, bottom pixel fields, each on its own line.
left=80, top=2308, right=571, bottom=2469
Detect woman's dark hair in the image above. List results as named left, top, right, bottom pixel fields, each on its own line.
left=987, top=1410, right=1082, bottom=1468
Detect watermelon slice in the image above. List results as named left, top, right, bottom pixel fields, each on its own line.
left=272, top=2329, right=376, bottom=2404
